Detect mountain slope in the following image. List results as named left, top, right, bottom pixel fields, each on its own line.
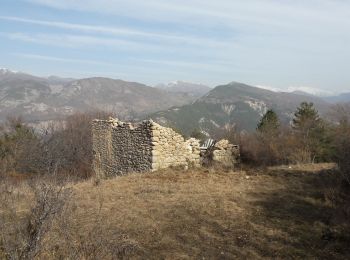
left=324, top=92, right=350, bottom=103
left=149, top=82, right=330, bottom=135
left=51, top=77, right=195, bottom=118
left=0, top=70, right=196, bottom=123
left=0, top=69, right=57, bottom=121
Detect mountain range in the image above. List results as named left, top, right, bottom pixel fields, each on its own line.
left=324, top=93, right=350, bottom=103
left=0, top=69, right=198, bottom=123
left=149, top=82, right=331, bottom=135
left=0, top=68, right=349, bottom=134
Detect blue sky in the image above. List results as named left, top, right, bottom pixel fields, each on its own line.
left=0, top=0, right=349, bottom=94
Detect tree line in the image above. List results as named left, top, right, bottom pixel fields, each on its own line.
left=0, top=102, right=349, bottom=180
left=246, top=102, right=350, bottom=171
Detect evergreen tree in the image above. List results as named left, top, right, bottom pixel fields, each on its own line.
left=292, top=102, right=328, bottom=162
left=292, top=102, right=321, bottom=134
left=257, top=109, right=280, bottom=134
left=255, top=110, right=281, bottom=165
left=0, top=117, right=39, bottom=174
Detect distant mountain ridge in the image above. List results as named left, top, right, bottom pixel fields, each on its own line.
left=155, top=81, right=211, bottom=99
left=324, top=92, right=350, bottom=103
left=0, top=69, right=198, bottom=123
left=149, top=82, right=330, bottom=135
left=0, top=68, right=346, bottom=133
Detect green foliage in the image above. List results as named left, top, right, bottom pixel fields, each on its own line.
left=257, top=109, right=280, bottom=134
left=293, top=102, right=321, bottom=131
left=249, top=110, right=282, bottom=165
left=292, top=102, right=330, bottom=162
left=0, top=117, right=40, bottom=175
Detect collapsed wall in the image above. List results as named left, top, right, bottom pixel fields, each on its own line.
left=212, top=139, right=240, bottom=167
left=92, top=118, right=201, bottom=177
left=151, top=122, right=201, bottom=171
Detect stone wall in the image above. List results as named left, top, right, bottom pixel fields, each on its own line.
left=151, top=122, right=201, bottom=170
left=92, top=118, right=201, bottom=177
left=92, top=118, right=153, bottom=177
left=92, top=118, right=240, bottom=177
left=212, top=139, right=240, bottom=167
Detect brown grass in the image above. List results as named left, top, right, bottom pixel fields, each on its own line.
left=2, top=164, right=350, bottom=259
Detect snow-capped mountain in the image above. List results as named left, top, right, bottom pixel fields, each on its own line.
left=0, top=68, right=18, bottom=75
left=255, top=84, right=335, bottom=97
left=155, top=80, right=211, bottom=98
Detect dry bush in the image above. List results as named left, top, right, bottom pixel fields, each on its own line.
left=325, top=104, right=350, bottom=225
left=237, top=131, right=286, bottom=166
left=0, top=111, right=114, bottom=180
left=0, top=176, right=136, bottom=259
left=279, top=130, right=313, bottom=165
left=217, top=123, right=281, bottom=166
left=39, top=111, right=114, bottom=179
left=225, top=126, right=316, bottom=166
left=214, top=124, right=240, bottom=144
left=330, top=106, right=350, bottom=178
left=0, top=178, right=70, bottom=259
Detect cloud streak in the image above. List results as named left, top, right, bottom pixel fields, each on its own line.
left=25, top=0, right=350, bottom=33
left=0, top=16, right=225, bottom=47
left=0, top=0, right=348, bottom=91
left=13, top=53, right=114, bottom=66
left=4, top=32, right=168, bottom=51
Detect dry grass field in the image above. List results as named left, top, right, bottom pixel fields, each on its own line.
left=1, top=163, right=350, bottom=259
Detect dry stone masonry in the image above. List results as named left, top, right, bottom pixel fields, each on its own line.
left=92, top=118, right=239, bottom=177
left=212, top=139, right=240, bottom=167
left=92, top=118, right=153, bottom=177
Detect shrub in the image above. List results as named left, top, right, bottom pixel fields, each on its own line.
left=0, top=178, right=70, bottom=259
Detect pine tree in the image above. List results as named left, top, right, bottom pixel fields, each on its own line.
left=292, top=102, right=321, bottom=134
left=292, top=102, right=328, bottom=162
left=257, top=109, right=280, bottom=134
left=255, top=109, right=281, bottom=165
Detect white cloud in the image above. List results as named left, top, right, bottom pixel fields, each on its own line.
left=0, top=16, right=225, bottom=47
left=4, top=32, right=165, bottom=51
left=25, top=0, right=350, bottom=33
left=1, top=0, right=348, bottom=91
left=13, top=53, right=114, bottom=66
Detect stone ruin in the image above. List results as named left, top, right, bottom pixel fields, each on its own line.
left=201, top=139, right=240, bottom=167
left=92, top=118, right=239, bottom=178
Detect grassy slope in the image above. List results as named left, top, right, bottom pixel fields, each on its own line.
left=2, top=164, right=349, bottom=259
left=60, top=164, right=348, bottom=259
